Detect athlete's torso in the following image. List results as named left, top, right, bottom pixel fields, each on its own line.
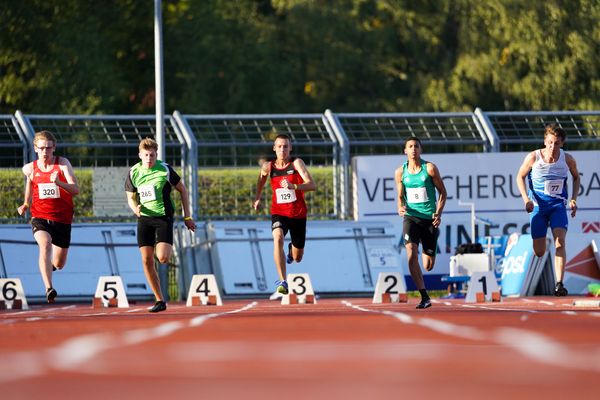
left=269, top=158, right=307, bottom=218
left=125, top=160, right=180, bottom=217
left=528, top=149, right=569, bottom=208
left=30, top=156, right=74, bottom=224
left=402, top=160, right=436, bottom=220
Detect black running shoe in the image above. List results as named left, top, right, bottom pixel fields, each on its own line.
left=555, top=282, right=568, bottom=297
left=416, top=298, right=432, bottom=309
left=149, top=300, right=167, bottom=313
left=286, top=242, right=293, bottom=264
left=46, top=287, right=57, bottom=304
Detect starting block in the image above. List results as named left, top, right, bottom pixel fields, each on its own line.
left=93, top=276, right=129, bottom=308
left=186, top=274, right=223, bottom=306
left=92, top=297, right=119, bottom=308
left=466, top=271, right=501, bottom=303
left=0, top=278, right=30, bottom=310
left=372, top=272, right=408, bottom=304
left=282, top=273, right=317, bottom=305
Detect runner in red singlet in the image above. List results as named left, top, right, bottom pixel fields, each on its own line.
left=253, top=134, right=316, bottom=295
left=17, top=131, right=79, bottom=303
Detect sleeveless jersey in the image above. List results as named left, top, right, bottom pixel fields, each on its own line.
left=528, top=149, right=569, bottom=208
left=401, top=160, right=437, bottom=220
left=125, top=160, right=181, bottom=217
left=269, top=158, right=307, bottom=218
left=30, top=156, right=74, bottom=224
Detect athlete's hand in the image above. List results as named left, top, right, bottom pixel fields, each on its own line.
left=432, top=213, right=441, bottom=228
left=397, top=205, right=406, bottom=216
left=17, top=203, right=29, bottom=216
left=253, top=199, right=261, bottom=211
left=133, top=204, right=141, bottom=218
left=50, top=171, right=59, bottom=183
left=524, top=200, right=534, bottom=213
left=184, top=218, right=196, bottom=232
left=569, top=199, right=577, bottom=217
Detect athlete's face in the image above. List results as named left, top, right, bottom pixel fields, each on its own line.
left=404, top=140, right=422, bottom=159
left=139, top=148, right=157, bottom=168
left=34, top=139, right=56, bottom=162
left=273, top=138, right=291, bottom=161
left=544, top=134, right=563, bottom=155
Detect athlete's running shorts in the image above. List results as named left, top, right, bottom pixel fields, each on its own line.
left=271, top=214, right=307, bottom=249
left=530, top=203, right=568, bottom=239
left=403, top=215, right=439, bottom=257
left=31, top=218, right=72, bottom=249
left=137, top=216, right=174, bottom=247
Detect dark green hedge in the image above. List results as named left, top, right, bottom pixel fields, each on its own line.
left=1, top=167, right=334, bottom=221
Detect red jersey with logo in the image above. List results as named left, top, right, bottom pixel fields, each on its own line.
left=31, top=157, right=74, bottom=224
left=269, top=158, right=307, bottom=219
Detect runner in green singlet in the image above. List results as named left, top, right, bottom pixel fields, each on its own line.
left=394, top=137, right=447, bottom=309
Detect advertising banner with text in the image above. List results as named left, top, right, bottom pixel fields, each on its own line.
left=352, top=151, right=600, bottom=286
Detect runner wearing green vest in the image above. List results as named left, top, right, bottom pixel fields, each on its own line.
left=125, top=138, right=196, bottom=313
left=395, top=137, right=447, bottom=309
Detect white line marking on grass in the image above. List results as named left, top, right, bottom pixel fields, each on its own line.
left=0, top=301, right=257, bottom=383
left=342, top=300, right=600, bottom=373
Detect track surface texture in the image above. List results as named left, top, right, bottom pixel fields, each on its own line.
left=1, top=296, right=599, bottom=399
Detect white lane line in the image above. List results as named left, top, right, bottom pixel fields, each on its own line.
left=0, top=301, right=257, bottom=383
left=342, top=300, right=600, bottom=373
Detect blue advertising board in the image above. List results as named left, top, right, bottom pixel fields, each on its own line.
left=500, top=234, right=535, bottom=296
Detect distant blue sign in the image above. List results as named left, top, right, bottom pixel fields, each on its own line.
left=500, top=235, right=534, bottom=296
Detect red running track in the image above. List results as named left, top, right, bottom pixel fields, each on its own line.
left=1, top=296, right=599, bottom=400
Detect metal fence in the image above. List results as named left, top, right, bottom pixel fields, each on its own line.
left=2, top=108, right=598, bottom=221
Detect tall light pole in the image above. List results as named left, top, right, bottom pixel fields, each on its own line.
left=154, top=0, right=165, bottom=160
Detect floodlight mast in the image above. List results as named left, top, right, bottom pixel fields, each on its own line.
left=154, top=0, right=165, bottom=161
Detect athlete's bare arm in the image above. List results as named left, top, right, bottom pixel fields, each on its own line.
left=126, top=191, right=141, bottom=217
left=290, top=158, right=316, bottom=192
left=394, top=165, right=406, bottom=216
left=174, top=180, right=196, bottom=231
left=516, top=151, right=536, bottom=213
left=565, top=153, right=580, bottom=217
left=55, top=157, right=79, bottom=195
left=253, top=161, right=270, bottom=211
left=17, top=162, right=33, bottom=216
left=427, top=162, right=447, bottom=228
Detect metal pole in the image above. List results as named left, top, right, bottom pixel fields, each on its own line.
left=458, top=200, right=476, bottom=242
left=154, top=0, right=165, bottom=161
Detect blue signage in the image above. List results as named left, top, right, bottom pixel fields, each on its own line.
left=500, top=234, right=534, bottom=296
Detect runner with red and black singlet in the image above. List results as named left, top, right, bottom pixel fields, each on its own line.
left=253, top=134, right=316, bottom=296
left=18, top=131, right=79, bottom=304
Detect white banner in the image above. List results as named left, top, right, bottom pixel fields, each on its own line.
left=352, top=151, right=600, bottom=277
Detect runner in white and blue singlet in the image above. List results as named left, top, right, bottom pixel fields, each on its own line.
left=516, top=123, right=580, bottom=296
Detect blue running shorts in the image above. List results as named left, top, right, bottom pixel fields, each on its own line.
left=530, top=203, right=568, bottom=239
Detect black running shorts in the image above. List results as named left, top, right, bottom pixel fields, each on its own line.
left=137, top=216, right=174, bottom=247
left=271, top=214, right=307, bottom=249
left=402, top=215, right=439, bottom=257
left=31, top=218, right=72, bottom=249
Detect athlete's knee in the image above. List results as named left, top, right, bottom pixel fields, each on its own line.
left=295, top=250, right=304, bottom=262
left=157, top=255, right=170, bottom=264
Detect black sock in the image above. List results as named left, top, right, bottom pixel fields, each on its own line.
left=419, top=289, right=430, bottom=300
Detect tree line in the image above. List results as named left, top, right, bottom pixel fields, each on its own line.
left=1, top=0, right=598, bottom=115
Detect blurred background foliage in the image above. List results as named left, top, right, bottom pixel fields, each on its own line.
left=1, top=0, right=598, bottom=115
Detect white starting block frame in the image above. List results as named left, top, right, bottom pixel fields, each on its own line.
left=186, top=274, right=223, bottom=306
left=0, top=278, right=29, bottom=310
left=466, top=271, right=501, bottom=303
left=372, top=272, right=408, bottom=303
left=94, top=276, right=129, bottom=308
left=282, top=273, right=317, bottom=305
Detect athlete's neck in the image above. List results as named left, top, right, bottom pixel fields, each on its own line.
left=407, top=158, right=422, bottom=172
left=274, top=158, right=290, bottom=168
left=37, top=156, right=55, bottom=169
left=542, top=148, right=560, bottom=163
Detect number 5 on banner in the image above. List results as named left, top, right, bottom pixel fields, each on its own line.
left=94, top=276, right=129, bottom=308
left=0, top=278, right=29, bottom=310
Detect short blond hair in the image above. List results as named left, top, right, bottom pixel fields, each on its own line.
left=139, top=137, right=158, bottom=152
left=33, top=131, right=57, bottom=147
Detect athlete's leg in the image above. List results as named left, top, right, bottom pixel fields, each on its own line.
left=34, top=230, right=53, bottom=290
left=289, top=218, right=307, bottom=263
left=406, top=242, right=425, bottom=290
left=52, top=245, right=69, bottom=270
left=140, top=246, right=164, bottom=301
left=532, top=238, right=547, bottom=257
left=155, top=242, right=172, bottom=264
left=530, top=208, right=548, bottom=257
left=422, top=254, right=436, bottom=272
left=551, top=227, right=567, bottom=283
left=272, top=228, right=286, bottom=281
